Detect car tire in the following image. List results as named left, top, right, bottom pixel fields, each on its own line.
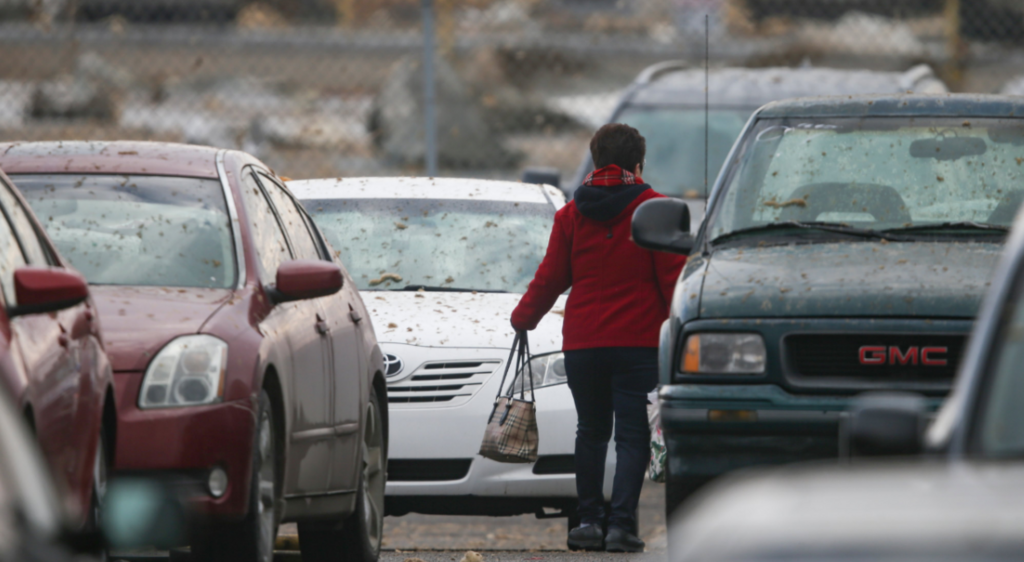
left=299, top=386, right=386, bottom=562
left=193, top=390, right=280, bottom=562
left=87, top=426, right=109, bottom=560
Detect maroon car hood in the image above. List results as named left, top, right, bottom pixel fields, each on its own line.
left=91, top=285, right=234, bottom=372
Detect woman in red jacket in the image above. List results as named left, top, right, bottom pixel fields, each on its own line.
left=512, top=124, right=687, bottom=553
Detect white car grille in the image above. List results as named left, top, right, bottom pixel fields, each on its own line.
left=387, top=360, right=501, bottom=408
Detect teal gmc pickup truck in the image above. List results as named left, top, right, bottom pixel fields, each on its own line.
left=631, top=94, right=1024, bottom=517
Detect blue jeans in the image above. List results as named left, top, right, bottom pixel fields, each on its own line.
left=564, top=347, right=658, bottom=532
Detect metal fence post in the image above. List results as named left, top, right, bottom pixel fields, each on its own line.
left=422, top=0, right=438, bottom=177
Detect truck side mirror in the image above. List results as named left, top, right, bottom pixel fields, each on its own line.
left=631, top=198, right=695, bottom=255
left=847, top=393, right=928, bottom=457
left=521, top=167, right=561, bottom=189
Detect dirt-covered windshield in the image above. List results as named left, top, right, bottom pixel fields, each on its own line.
left=707, top=117, right=1024, bottom=243
left=303, top=198, right=554, bottom=293
left=13, top=174, right=236, bottom=288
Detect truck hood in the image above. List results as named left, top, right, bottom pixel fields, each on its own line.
left=699, top=241, right=1002, bottom=319
left=91, top=285, right=234, bottom=371
left=363, top=291, right=565, bottom=354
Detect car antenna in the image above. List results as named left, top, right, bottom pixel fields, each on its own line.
left=704, top=13, right=709, bottom=202
left=701, top=13, right=712, bottom=258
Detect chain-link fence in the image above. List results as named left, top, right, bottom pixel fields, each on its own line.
left=1, top=0, right=1023, bottom=184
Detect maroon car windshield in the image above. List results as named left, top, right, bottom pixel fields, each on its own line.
left=13, top=174, right=236, bottom=289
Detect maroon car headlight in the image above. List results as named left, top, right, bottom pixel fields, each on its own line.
left=139, top=335, right=228, bottom=409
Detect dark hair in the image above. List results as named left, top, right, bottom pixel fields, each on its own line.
left=590, top=123, right=646, bottom=171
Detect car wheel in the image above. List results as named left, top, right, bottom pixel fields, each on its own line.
left=88, top=427, right=109, bottom=560
left=193, top=390, right=279, bottom=562
left=89, top=429, right=108, bottom=529
left=299, top=386, right=386, bottom=562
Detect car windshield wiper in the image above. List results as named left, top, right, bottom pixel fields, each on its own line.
left=883, top=221, right=1010, bottom=234
left=711, top=220, right=905, bottom=245
left=393, top=285, right=508, bottom=293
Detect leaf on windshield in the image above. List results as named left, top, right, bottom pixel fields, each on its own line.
left=369, top=272, right=403, bottom=286
left=763, top=197, right=808, bottom=208
left=395, top=221, right=408, bottom=230
left=445, top=276, right=455, bottom=284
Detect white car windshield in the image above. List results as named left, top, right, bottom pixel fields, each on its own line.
left=304, top=198, right=554, bottom=293
left=14, top=174, right=236, bottom=288
left=707, top=117, right=1024, bottom=243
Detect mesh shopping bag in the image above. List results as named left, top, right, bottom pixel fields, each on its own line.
left=479, top=332, right=539, bottom=463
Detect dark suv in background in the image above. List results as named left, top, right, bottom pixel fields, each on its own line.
left=530, top=62, right=946, bottom=233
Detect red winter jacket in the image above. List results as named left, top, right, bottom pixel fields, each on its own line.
left=511, top=178, right=687, bottom=350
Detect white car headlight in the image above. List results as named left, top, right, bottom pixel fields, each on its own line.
left=680, top=333, right=766, bottom=374
left=139, top=335, right=228, bottom=409
left=512, top=352, right=566, bottom=393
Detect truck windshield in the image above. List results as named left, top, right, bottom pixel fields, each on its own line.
left=13, top=174, right=236, bottom=289
left=707, top=117, right=1024, bottom=243
left=303, top=198, right=554, bottom=293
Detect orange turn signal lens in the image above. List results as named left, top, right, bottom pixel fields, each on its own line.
left=708, top=410, right=758, bottom=422
left=682, top=335, right=700, bottom=373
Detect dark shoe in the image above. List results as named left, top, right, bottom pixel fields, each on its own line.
left=567, top=524, right=605, bottom=551
left=605, top=527, right=645, bottom=553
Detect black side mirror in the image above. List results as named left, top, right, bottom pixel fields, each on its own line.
left=846, top=393, right=928, bottom=457
left=631, top=198, right=695, bottom=255
left=521, top=167, right=561, bottom=189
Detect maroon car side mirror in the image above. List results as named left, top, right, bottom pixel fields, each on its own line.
left=272, top=260, right=343, bottom=304
left=9, top=266, right=89, bottom=317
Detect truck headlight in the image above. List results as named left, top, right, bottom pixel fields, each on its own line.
left=680, top=333, right=766, bottom=374
left=512, top=352, right=567, bottom=393
left=139, top=335, right=227, bottom=409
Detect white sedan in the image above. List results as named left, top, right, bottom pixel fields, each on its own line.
left=289, top=177, right=614, bottom=525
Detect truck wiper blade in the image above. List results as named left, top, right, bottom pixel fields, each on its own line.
left=711, top=220, right=903, bottom=245
left=395, top=285, right=508, bottom=293
left=883, top=221, right=1009, bottom=233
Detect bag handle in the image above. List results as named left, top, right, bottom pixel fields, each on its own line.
left=504, top=331, right=534, bottom=403
left=492, top=332, right=521, bottom=403
left=492, top=331, right=535, bottom=403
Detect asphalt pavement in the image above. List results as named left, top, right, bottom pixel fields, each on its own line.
left=118, top=482, right=667, bottom=562
left=373, top=481, right=663, bottom=561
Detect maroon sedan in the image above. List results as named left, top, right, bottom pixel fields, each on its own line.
left=0, top=164, right=113, bottom=531
left=1, top=141, right=387, bottom=562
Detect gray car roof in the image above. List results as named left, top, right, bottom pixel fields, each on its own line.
left=629, top=64, right=947, bottom=108
left=670, top=462, right=1024, bottom=562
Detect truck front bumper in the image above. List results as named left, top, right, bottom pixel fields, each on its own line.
left=659, top=384, right=940, bottom=479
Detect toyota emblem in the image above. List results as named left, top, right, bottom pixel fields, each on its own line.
left=383, top=354, right=404, bottom=377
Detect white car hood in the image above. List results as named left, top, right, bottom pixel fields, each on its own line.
left=362, top=291, right=565, bottom=354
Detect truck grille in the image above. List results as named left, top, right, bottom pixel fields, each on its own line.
left=387, top=360, right=501, bottom=408
left=785, top=334, right=966, bottom=383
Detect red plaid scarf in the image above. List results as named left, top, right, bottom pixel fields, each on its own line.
left=583, top=164, right=643, bottom=187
